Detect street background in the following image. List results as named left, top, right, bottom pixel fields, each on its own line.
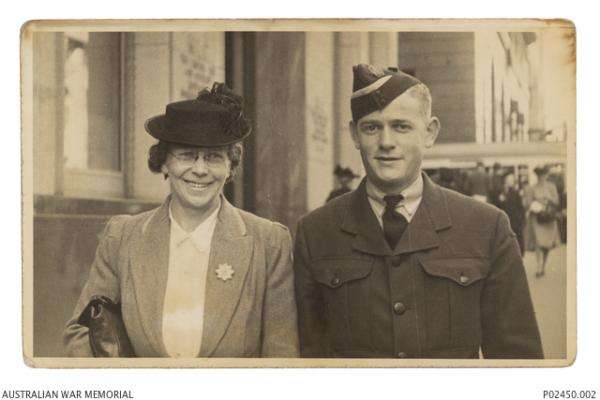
left=525, top=244, right=567, bottom=359
left=28, top=25, right=573, bottom=358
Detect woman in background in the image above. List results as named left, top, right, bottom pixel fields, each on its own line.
left=523, top=166, right=561, bottom=277
left=496, top=172, right=526, bottom=256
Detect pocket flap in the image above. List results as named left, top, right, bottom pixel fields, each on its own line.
left=311, top=259, right=373, bottom=288
left=418, top=257, right=488, bottom=286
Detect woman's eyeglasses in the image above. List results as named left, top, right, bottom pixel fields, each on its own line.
left=169, top=149, right=227, bottom=168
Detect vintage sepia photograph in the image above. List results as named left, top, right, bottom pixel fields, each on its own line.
left=21, top=19, right=576, bottom=367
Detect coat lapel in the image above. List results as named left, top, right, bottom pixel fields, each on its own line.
left=341, top=174, right=452, bottom=257
left=129, top=199, right=171, bottom=356
left=341, top=179, right=392, bottom=256
left=393, top=174, right=452, bottom=255
left=199, top=199, right=253, bottom=357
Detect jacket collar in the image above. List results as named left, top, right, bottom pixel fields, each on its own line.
left=366, top=173, right=424, bottom=222
left=199, top=197, right=253, bottom=357
left=168, top=201, right=220, bottom=252
left=130, top=195, right=253, bottom=357
left=341, top=173, right=452, bottom=256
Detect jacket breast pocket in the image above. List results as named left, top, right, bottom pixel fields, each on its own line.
left=418, top=257, right=489, bottom=352
left=311, top=258, right=374, bottom=352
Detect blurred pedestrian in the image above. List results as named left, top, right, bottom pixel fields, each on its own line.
left=496, top=172, right=526, bottom=256
left=326, top=165, right=359, bottom=202
left=456, top=169, right=472, bottom=195
left=468, top=161, right=490, bottom=202
left=488, top=162, right=504, bottom=207
left=548, top=170, right=568, bottom=243
left=523, top=166, right=561, bottom=277
left=438, top=167, right=457, bottom=191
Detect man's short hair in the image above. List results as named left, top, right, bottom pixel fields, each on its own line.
left=406, top=83, right=432, bottom=121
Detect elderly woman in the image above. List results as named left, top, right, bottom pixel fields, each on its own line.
left=524, top=165, right=561, bottom=278
left=64, top=83, right=299, bottom=357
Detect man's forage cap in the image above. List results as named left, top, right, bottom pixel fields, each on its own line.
left=351, top=64, right=422, bottom=122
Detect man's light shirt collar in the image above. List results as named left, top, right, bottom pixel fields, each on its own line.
left=366, top=173, right=424, bottom=223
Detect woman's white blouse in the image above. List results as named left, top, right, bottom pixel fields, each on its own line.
left=162, top=204, right=220, bottom=357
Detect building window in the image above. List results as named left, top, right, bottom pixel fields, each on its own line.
left=62, top=32, right=124, bottom=198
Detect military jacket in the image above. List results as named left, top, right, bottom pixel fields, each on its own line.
left=293, top=175, right=543, bottom=359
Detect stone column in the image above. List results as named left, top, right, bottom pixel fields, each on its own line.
left=128, top=32, right=225, bottom=201
left=369, top=32, right=398, bottom=68
left=333, top=33, right=370, bottom=182
left=129, top=33, right=171, bottom=201
left=253, top=32, right=307, bottom=231
left=527, top=35, right=545, bottom=143
left=305, top=32, right=335, bottom=210
left=33, top=32, right=63, bottom=195
left=250, top=32, right=337, bottom=231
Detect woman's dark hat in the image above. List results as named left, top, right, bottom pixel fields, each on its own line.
left=145, top=82, right=251, bottom=147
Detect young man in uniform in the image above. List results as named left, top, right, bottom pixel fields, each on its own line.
left=293, top=64, right=543, bottom=359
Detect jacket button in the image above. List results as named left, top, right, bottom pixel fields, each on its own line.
left=397, top=352, right=407, bottom=358
left=331, top=277, right=341, bottom=286
left=459, top=275, right=470, bottom=284
left=393, top=302, right=406, bottom=315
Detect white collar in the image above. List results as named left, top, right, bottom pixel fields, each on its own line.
left=366, top=173, right=424, bottom=220
left=168, top=201, right=221, bottom=252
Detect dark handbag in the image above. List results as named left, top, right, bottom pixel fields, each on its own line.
left=77, top=295, right=135, bottom=357
left=535, top=202, right=558, bottom=224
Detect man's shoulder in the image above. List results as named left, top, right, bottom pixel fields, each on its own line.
left=438, top=185, right=502, bottom=221
left=300, top=190, right=354, bottom=228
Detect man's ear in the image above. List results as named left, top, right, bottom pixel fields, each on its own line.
left=424, top=116, right=440, bottom=148
left=349, top=120, right=360, bottom=150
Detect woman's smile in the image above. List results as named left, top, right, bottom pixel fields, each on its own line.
left=181, top=177, right=213, bottom=191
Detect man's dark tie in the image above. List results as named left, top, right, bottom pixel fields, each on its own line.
left=382, top=194, right=408, bottom=249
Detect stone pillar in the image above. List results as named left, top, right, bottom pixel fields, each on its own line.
left=369, top=32, right=398, bottom=68
left=305, top=32, right=335, bottom=210
left=253, top=33, right=307, bottom=231
left=129, top=33, right=171, bottom=201
left=251, top=32, right=336, bottom=230
left=474, top=31, right=494, bottom=144
left=128, top=32, right=225, bottom=201
left=333, top=33, right=370, bottom=182
left=170, top=32, right=225, bottom=101
left=33, top=32, right=63, bottom=195
left=527, top=35, right=545, bottom=143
